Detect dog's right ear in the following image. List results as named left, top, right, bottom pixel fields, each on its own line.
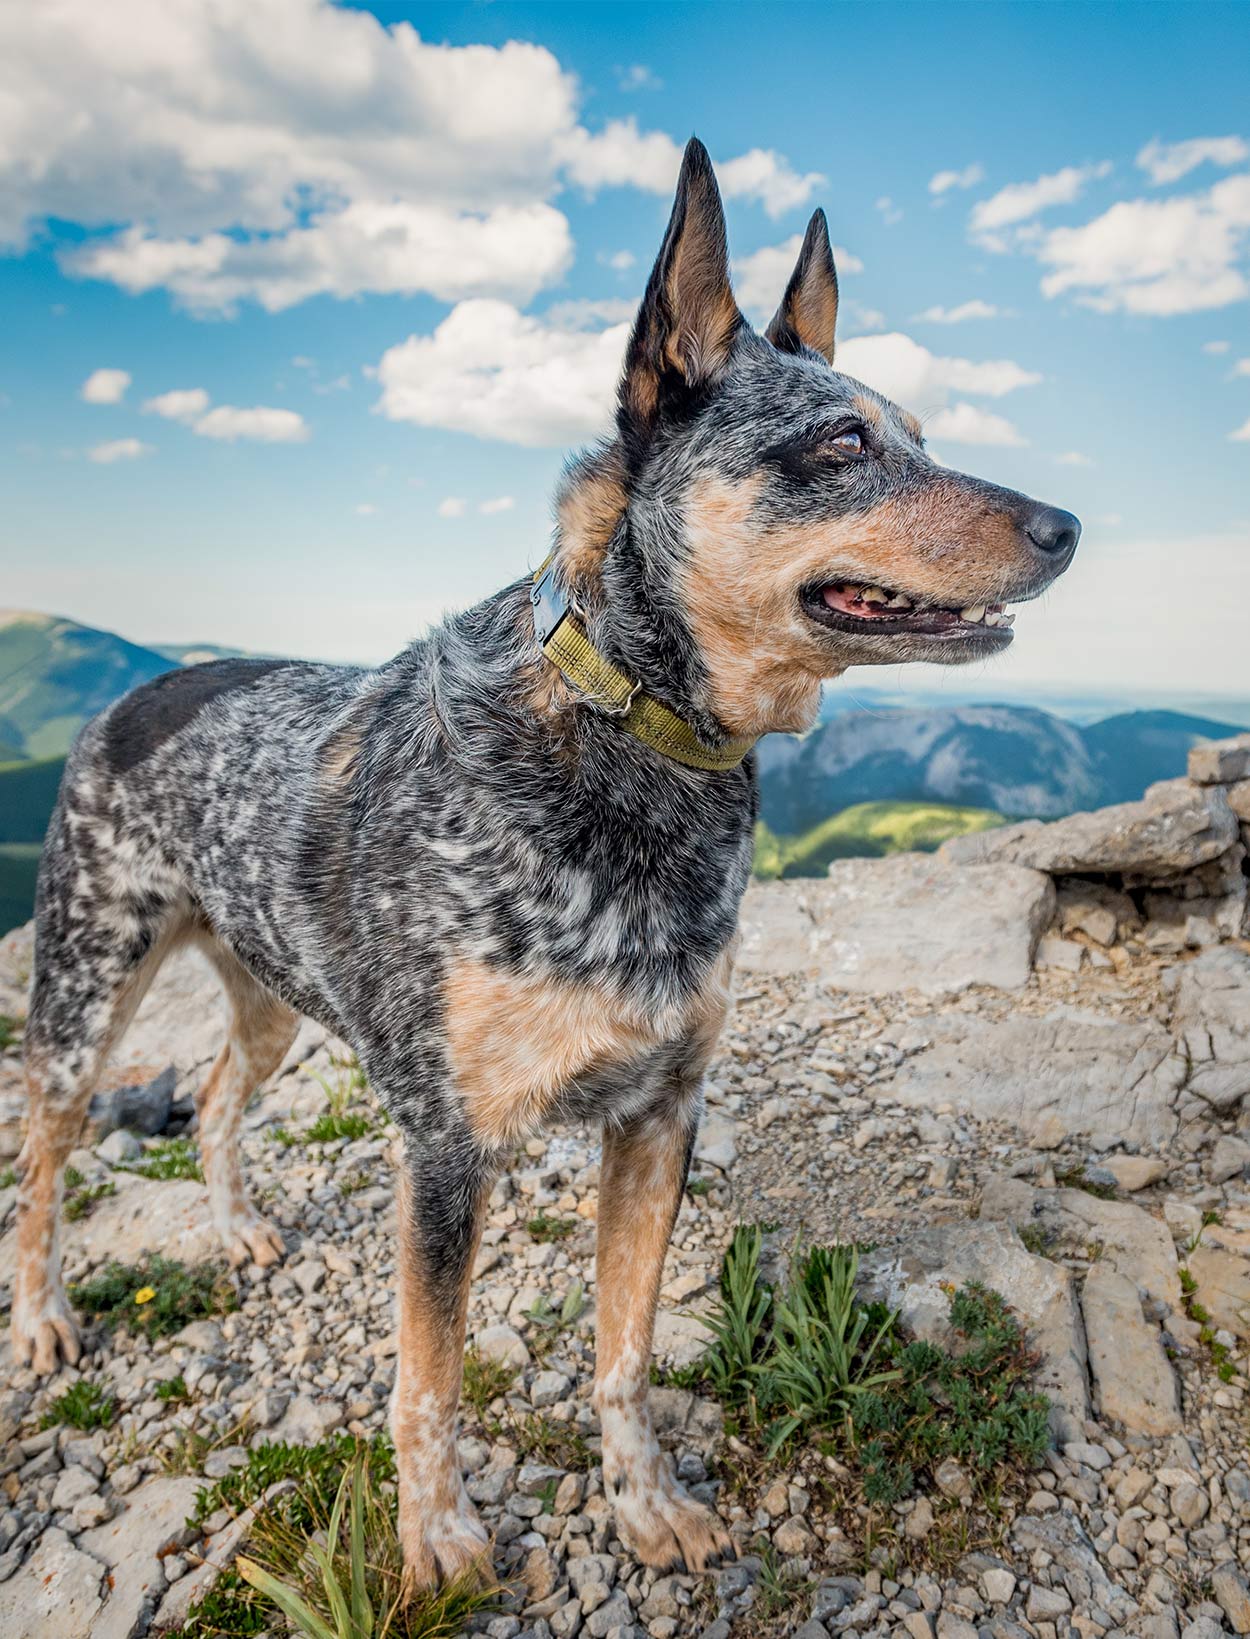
left=618, top=137, right=742, bottom=440
left=765, top=209, right=839, bottom=364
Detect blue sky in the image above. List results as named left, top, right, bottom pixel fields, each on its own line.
left=2, top=0, right=1248, bottom=696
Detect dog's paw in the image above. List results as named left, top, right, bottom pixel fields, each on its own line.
left=224, top=1212, right=286, bottom=1269
left=615, top=1482, right=735, bottom=1575
left=11, top=1286, right=82, bottom=1375
left=399, top=1504, right=492, bottom=1599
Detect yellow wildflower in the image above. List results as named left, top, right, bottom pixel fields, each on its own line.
left=134, top=1286, right=156, bottom=1305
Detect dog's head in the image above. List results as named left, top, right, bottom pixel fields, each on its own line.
left=554, top=138, right=1079, bottom=742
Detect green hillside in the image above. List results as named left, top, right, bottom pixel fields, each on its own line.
left=754, top=800, right=1005, bottom=879
left=0, top=610, right=173, bottom=758
left=0, top=756, right=67, bottom=844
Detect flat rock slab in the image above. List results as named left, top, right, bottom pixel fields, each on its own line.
left=0, top=1526, right=105, bottom=1639
left=941, top=779, right=1238, bottom=875
left=1165, top=945, right=1250, bottom=1114
left=1081, top=1262, right=1182, bottom=1436
left=884, top=1008, right=1187, bottom=1146
left=80, top=1476, right=202, bottom=1639
left=1187, top=1246, right=1250, bottom=1341
left=860, top=1221, right=1089, bottom=1441
left=739, top=857, right=1054, bottom=995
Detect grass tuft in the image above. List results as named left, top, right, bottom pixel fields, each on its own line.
left=40, top=1377, right=116, bottom=1430
left=71, top=1254, right=235, bottom=1339
left=65, top=1178, right=117, bottom=1221
left=121, top=1137, right=204, bottom=1181
left=306, top=1111, right=373, bottom=1145
left=461, top=1348, right=517, bottom=1418
left=525, top=1211, right=576, bottom=1243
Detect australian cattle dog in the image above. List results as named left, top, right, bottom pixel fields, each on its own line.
left=13, top=139, right=1079, bottom=1590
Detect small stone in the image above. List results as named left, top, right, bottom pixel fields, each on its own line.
left=1209, top=1135, right=1250, bottom=1184
left=51, top=1465, right=98, bottom=1510
left=1026, top=1585, right=1072, bottom=1622
left=1211, top=1565, right=1250, bottom=1634
left=904, top=1613, right=936, bottom=1639
left=96, top=1128, right=142, bottom=1164
left=904, top=1497, right=935, bottom=1539
left=1025, top=1490, right=1059, bottom=1514
left=933, top=1458, right=971, bottom=1501
left=981, top=1570, right=1016, bottom=1605
left=761, top=1478, right=789, bottom=1519
left=773, top=1515, right=817, bottom=1556
left=1063, top=1441, right=1112, bottom=1471
left=1099, top=1155, right=1168, bottom=1192
left=936, top=1616, right=978, bottom=1639
left=477, top=1324, right=531, bottom=1368
left=1171, top=1482, right=1209, bottom=1527
left=530, top=1370, right=571, bottom=1408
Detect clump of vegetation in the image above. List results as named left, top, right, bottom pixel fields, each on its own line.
left=121, top=1137, right=204, bottom=1182
left=0, top=1163, right=16, bottom=1190
left=64, top=1167, right=117, bottom=1220
left=0, top=1013, right=19, bottom=1051
left=195, top=1431, right=394, bottom=1528
left=304, top=1056, right=375, bottom=1146
left=307, top=1111, right=373, bottom=1145
left=1178, top=1265, right=1238, bottom=1384
left=461, top=1349, right=517, bottom=1418
left=525, top=1211, right=575, bottom=1243
left=71, top=1254, right=234, bottom=1340
left=40, top=1377, right=116, bottom=1431
left=156, top=1373, right=189, bottom=1403
left=697, top=1225, right=1050, bottom=1501
left=686, top=1175, right=713, bottom=1198
left=1054, top=1164, right=1118, bottom=1201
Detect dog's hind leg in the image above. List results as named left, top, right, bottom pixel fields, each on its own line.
left=193, top=939, right=298, bottom=1268
left=594, top=1098, right=736, bottom=1573
left=15, top=910, right=180, bottom=1373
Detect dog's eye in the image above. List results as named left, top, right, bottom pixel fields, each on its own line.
left=830, top=430, right=864, bottom=457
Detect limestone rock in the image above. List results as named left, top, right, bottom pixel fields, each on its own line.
left=941, top=780, right=1238, bottom=875
left=1211, top=1565, right=1250, bottom=1635
left=885, top=1009, right=1186, bottom=1146
left=1099, top=1154, right=1168, bottom=1192
left=739, top=857, right=1054, bottom=995
left=1188, top=734, right=1250, bottom=785
left=1186, top=1245, right=1250, bottom=1340
left=694, top=1111, right=737, bottom=1172
left=0, top=1527, right=105, bottom=1639
left=79, top=1476, right=201, bottom=1639
left=1055, top=880, right=1139, bottom=946
left=1165, top=946, right=1250, bottom=1113
left=1081, top=1263, right=1181, bottom=1436
left=861, top=1221, right=1089, bottom=1439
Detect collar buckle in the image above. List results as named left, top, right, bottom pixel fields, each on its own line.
left=530, top=560, right=567, bottom=647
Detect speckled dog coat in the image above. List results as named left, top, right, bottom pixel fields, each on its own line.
left=13, top=139, right=1078, bottom=1590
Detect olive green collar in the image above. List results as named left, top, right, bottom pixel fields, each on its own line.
left=530, top=560, right=754, bottom=773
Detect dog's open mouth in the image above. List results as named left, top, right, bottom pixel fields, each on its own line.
left=802, top=581, right=1016, bottom=642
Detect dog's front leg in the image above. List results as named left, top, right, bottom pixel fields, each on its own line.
left=392, top=1129, right=497, bottom=1596
left=594, top=1102, right=735, bottom=1573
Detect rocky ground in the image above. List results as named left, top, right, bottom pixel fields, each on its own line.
left=0, top=742, right=1249, bottom=1639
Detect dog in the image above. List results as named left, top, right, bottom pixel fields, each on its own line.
left=12, top=138, right=1078, bottom=1591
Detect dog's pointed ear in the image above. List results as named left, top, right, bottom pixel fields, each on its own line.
left=618, top=136, right=742, bottom=436
left=765, top=209, right=839, bottom=364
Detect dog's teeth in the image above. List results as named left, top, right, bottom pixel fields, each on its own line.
left=861, top=586, right=889, bottom=605
left=960, top=605, right=986, bottom=624
left=886, top=594, right=913, bottom=609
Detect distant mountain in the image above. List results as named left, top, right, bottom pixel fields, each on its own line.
left=757, top=703, right=1245, bottom=834
left=0, top=610, right=175, bottom=759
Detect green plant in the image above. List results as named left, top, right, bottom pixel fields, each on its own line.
left=157, top=1373, right=189, bottom=1403
left=701, top=1223, right=774, bottom=1402
left=1178, top=1265, right=1239, bottom=1384
left=121, top=1137, right=204, bottom=1181
left=65, top=1178, right=117, bottom=1221
left=306, top=1111, right=374, bottom=1145
left=230, top=1440, right=498, bottom=1639
left=40, top=1377, right=116, bottom=1430
left=461, top=1349, right=517, bottom=1419
left=525, top=1211, right=575, bottom=1243
left=1054, top=1165, right=1117, bottom=1201
left=686, top=1176, right=712, bottom=1197
left=195, top=1432, right=394, bottom=1528
left=753, top=1541, right=814, bottom=1620
left=1018, top=1224, right=1054, bottom=1258
left=272, top=1126, right=298, bottom=1148
left=503, top=1412, right=588, bottom=1470
left=304, top=1057, right=374, bottom=1145
left=526, top=1281, right=586, bottom=1334
left=0, top=1014, right=19, bottom=1051
left=71, top=1254, right=235, bottom=1339
left=0, top=1164, right=16, bottom=1189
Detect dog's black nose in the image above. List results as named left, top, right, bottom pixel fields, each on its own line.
left=1026, top=504, right=1081, bottom=561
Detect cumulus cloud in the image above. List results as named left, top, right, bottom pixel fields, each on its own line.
left=836, top=332, right=1041, bottom=406
left=732, top=235, right=862, bottom=321
left=1, top=1, right=822, bottom=312
left=1056, top=450, right=1095, bottom=466
left=1231, top=417, right=1250, bottom=443
left=194, top=406, right=309, bottom=443
left=970, top=163, right=1112, bottom=247
left=80, top=368, right=131, bottom=404
left=376, top=299, right=632, bottom=447
left=929, top=163, right=984, bottom=196
left=616, top=63, right=662, bottom=92
left=479, top=495, right=515, bottom=514
left=912, top=300, right=1000, bottom=324
left=88, top=437, right=151, bottom=463
left=1036, top=173, right=1250, bottom=314
left=1137, top=135, right=1249, bottom=185
left=1203, top=339, right=1231, bottom=354
left=1232, top=357, right=1250, bottom=376
left=924, top=403, right=1025, bottom=446
left=438, top=497, right=468, bottom=518
left=143, top=388, right=211, bottom=424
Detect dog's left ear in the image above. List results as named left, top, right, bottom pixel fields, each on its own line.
left=765, top=209, right=839, bottom=364
left=618, top=136, right=742, bottom=436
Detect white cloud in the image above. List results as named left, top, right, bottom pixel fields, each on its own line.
left=616, top=64, right=662, bottom=93
left=1, top=0, right=817, bottom=313
left=913, top=300, right=1000, bottom=324
left=438, top=496, right=468, bottom=518
left=193, top=406, right=309, bottom=443
left=924, top=403, right=1025, bottom=446
left=143, top=387, right=211, bottom=424
left=1137, top=135, right=1249, bottom=185
left=875, top=196, right=903, bottom=226
left=1231, top=417, right=1250, bottom=443
left=837, top=332, right=1041, bottom=406
left=929, top=163, right=984, bottom=196
left=479, top=495, right=515, bottom=514
left=970, top=163, right=1111, bottom=246
left=733, top=235, right=862, bottom=321
left=80, top=368, right=131, bottom=404
left=600, top=249, right=636, bottom=272
left=1203, top=339, right=1231, bottom=354
left=355, top=502, right=378, bottom=516
left=1056, top=450, right=1095, bottom=466
left=1233, top=357, right=1250, bottom=376
left=1036, top=173, right=1250, bottom=314
left=544, top=296, right=637, bottom=330
left=376, top=299, right=631, bottom=447
left=88, top=437, right=151, bottom=463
